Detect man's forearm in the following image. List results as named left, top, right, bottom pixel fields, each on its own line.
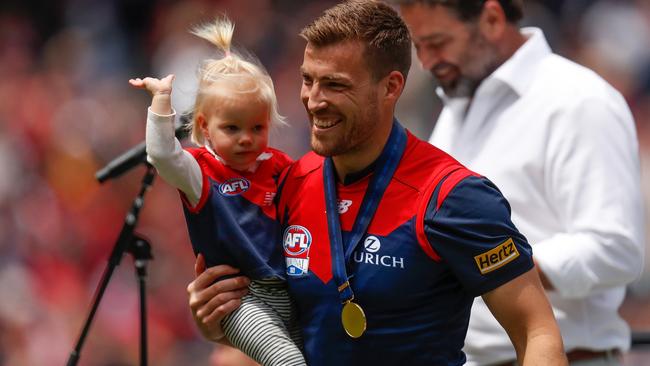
left=518, top=331, right=567, bottom=365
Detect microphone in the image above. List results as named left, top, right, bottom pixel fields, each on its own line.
left=95, top=113, right=192, bottom=183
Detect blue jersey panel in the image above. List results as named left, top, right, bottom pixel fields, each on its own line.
left=182, top=147, right=291, bottom=280
left=289, top=221, right=469, bottom=366
left=183, top=177, right=284, bottom=280
left=424, top=175, right=534, bottom=296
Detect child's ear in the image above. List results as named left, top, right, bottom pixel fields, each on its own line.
left=197, top=114, right=210, bottom=139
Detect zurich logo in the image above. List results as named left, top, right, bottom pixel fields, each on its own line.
left=364, top=236, right=381, bottom=253
left=354, top=235, right=405, bottom=269
left=218, top=178, right=250, bottom=196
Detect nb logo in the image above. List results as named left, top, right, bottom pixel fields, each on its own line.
left=338, top=199, right=353, bottom=214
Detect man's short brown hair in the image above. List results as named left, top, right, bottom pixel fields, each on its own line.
left=300, top=0, right=412, bottom=82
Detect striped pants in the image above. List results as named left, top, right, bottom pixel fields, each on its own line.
left=222, top=278, right=306, bottom=366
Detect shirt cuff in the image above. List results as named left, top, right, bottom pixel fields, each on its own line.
left=147, top=107, right=176, bottom=122
left=532, top=233, right=593, bottom=298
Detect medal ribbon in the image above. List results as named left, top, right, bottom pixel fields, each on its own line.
left=323, top=121, right=407, bottom=304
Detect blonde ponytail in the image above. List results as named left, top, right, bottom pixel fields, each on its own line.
left=190, top=17, right=234, bottom=57
left=188, top=16, right=287, bottom=146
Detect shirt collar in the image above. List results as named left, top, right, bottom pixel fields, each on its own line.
left=341, top=160, right=376, bottom=186
left=204, top=144, right=272, bottom=173
left=436, top=27, right=552, bottom=101
left=490, top=27, right=552, bottom=96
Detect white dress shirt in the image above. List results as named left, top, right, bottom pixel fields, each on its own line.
left=429, top=28, right=645, bottom=365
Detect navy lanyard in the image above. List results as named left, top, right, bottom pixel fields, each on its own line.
left=323, top=121, right=407, bottom=304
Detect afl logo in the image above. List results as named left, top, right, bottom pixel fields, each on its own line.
left=283, top=225, right=312, bottom=256
left=364, top=236, right=381, bottom=253
left=218, top=178, right=250, bottom=196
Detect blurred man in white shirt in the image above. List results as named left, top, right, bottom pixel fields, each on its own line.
left=395, top=1, right=645, bottom=365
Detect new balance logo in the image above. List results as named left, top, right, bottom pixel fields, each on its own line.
left=263, top=192, right=275, bottom=206
left=338, top=199, right=352, bottom=214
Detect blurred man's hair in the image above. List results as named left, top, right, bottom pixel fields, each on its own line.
left=300, top=0, right=412, bottom=82
left=391, top=0, right=523, bottom=23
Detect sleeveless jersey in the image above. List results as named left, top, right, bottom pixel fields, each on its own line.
left=182, top=147, right=292, bottom=280
left=277, top=131, right=533, bottom=365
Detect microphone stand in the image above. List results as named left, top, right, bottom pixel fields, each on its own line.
left=131, top=235, right=153, bottom=366
left=66, top=164, right=156, bottom=366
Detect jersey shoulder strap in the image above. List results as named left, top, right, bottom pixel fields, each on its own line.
left=414, top=156, right=480, bottom=261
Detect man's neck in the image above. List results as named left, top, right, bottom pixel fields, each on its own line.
left=462, top=27, right=527, bottom=103
left=332, top=150, right=379, bottom=183
left=332, top=119, right=393, bottom=183
left=500, top=27, right=527, bottom=64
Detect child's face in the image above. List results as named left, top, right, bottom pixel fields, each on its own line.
left=201, top=94, right=270, bottom=171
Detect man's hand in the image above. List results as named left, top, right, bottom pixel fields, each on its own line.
left=187, top=254, right=250, bottom=343
left=128, top=74, right=174, bottom=115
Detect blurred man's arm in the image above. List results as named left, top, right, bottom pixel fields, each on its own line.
left=533, top=97, right=644, bottom=296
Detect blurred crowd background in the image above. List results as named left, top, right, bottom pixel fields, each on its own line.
left=0, top=0, right=649, bottom=365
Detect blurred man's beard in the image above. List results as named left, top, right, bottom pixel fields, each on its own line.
left=439, top=76, right=480, bottom=98
left=439, top=29, right=501, bottom=98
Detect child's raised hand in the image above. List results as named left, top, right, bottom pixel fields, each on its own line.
left=130, top=74, right=175, bottom=115
left=129, top=74, right=175, bottom=96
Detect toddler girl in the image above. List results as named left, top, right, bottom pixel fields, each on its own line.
left=129, top=17, right=305, bottom=366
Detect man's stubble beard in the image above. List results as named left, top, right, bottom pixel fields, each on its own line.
left=310, top=93, right=380, bottom=158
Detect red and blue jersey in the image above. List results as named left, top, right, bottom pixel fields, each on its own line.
left=182, top=147, right=292, bottom=280
left=277, top=131, right=533, bottom=365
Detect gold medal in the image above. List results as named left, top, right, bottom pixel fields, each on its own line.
left=341, top=300, right=367, bottom=338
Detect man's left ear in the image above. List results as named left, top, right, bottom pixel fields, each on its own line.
left=479, top=0, right=507, bottom=42
left=383, top=70, right=405, bottom=101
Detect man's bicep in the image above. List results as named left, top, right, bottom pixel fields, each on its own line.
left=482, top=268, right=558, bottom=356
left=482, top=268, right=545, bottom=333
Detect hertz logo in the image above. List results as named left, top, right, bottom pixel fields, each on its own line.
left=474, top=238, right=519, bottom=275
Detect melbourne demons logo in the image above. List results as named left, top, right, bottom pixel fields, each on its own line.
left=283, top=225, right=312, bottom=276
left=218, top=178, right=250, bottom=196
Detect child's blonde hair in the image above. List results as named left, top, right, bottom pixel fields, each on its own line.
left=188, top=17, right=285, bottom=146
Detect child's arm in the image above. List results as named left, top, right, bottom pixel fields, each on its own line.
left=129, top=75, right=202, bottom=205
